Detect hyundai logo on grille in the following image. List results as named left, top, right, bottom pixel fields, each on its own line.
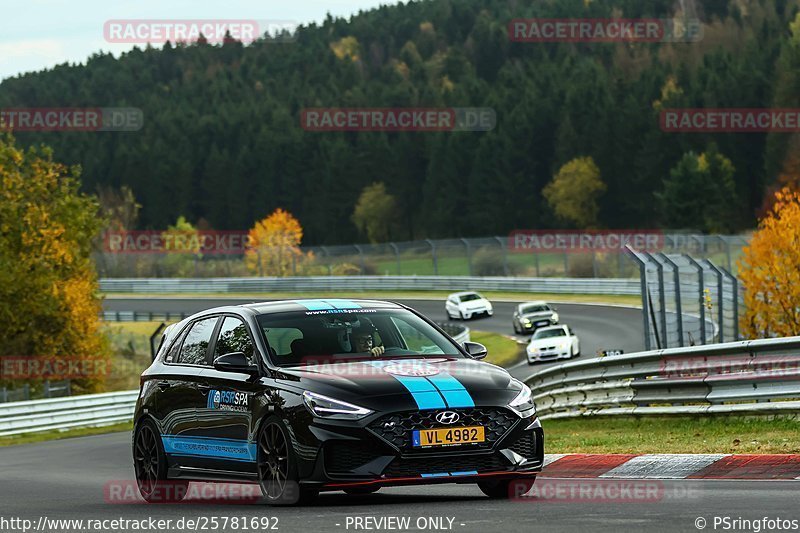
left=435, top=411, right=460, bottom=425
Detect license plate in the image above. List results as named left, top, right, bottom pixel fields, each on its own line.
left=536, top=321, right=549, bottom=326
left=412, top=426, right=485, bottom=447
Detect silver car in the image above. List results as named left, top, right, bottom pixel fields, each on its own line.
left=512, top=301, right=559, bottom=334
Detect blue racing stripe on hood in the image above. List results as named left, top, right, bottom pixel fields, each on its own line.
left=367, top=361, right=446, bottom=410
left=426, top=372, right=475, bottom=408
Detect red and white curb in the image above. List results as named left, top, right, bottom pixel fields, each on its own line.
left=542, top=454, right=800, bottom=480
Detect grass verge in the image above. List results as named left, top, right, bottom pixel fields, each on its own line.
left=0, top=422, right=132, bottom=447
left=544, top=416, right=800, bottom=454
left=470, top=330, right=523, bottom=367
left=104, top=290, right=640, bottom=306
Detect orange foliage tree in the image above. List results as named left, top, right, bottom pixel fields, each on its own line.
left=245, top=208, right=312, bottom=276
left=0, top=134, right=107, bottom=393
left=739, top=187, right=800, bottom=338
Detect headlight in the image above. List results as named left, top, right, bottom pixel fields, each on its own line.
left=522, top=318, right=531, bottom=325
left=508, top=380, right=536, bottom=417
left=552, top=313, right=559, bottom=322
left=526, top=345, right=538, bottom=353
left=302, top=391, right=373, bottom=420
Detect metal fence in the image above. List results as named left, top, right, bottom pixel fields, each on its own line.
left=0, top=380, right=72, bottom=404
left=99, top=275, right=641, bottom=295
left=525, top=336, right=800, bottom=420
left=627, top=248, right=742, bottom=350
left=95, top=233, right=750, bottom=279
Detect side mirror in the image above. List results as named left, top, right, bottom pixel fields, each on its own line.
left=463, top=342, right=488, bottom=360
left=213, top=352, right=259, bottom=375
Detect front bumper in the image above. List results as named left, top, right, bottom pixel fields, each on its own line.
left=290, top=407, right=543, bottom=491
left=527, top=350, right=572, bottom=363
left=462, top=307, right=493, bottom=319
left=519, top=318, right=557, bottom=332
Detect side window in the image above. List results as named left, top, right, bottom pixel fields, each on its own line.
left=164, top=328, right=188, bottom=364
left=177, top=317, right=218, bottom=366
left=263, top=328, right=304, bottom=357
left=391, top=317, right=444, bottom=354
left=215, top=317, right=256, bottom=364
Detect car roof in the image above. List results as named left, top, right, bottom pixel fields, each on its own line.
left=194, top=298, right=404, bottom=316
left=246, top=298, right=403, bottom=314
left=519, top=300, right=549, bottom=307
left=450, top=291, right=481, bottom=297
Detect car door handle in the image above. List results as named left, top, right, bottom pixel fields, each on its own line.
left=198, top=384, right=213, bottom=395
left=157, top=380, right=171, bottom=391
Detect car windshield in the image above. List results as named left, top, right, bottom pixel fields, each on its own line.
left=521, top=305, right=550, bottom=314
left=256, top=309, right=464, bottom=367
left=459, top=293, right=482, bottom=302
left=532, top=328, right=567, bottom=340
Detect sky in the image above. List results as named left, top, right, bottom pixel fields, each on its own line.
left=0, top=0, right=399, bottom=81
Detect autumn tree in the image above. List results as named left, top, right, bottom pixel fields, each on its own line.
left=97, top=185, right=141, bottom=231
left=351, top=182, right=397, bottom=243
left=739, top=187, right=800, bottom=338
left=245, top=208, right=310, bottom=276
left=159, top=216, right=201, bottom=277
left=543, top=157, right=606, bottom=228
left=0, top=134, right=106, bottom=392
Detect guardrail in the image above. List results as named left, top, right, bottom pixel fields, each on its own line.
left=100, top=276, right=640, bottom=295
left=0, top=391, right=138, bottom=437
left=525, top=337, right=800, bottom=419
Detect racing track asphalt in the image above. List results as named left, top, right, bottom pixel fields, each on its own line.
left=101, top=297, right=646, bottom=381
left=0, top=299, right=796, bottom=532
left=1, top=431, right=798, bottom=533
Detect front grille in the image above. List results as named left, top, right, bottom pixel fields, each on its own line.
left=507, top=432, right=537, bottom=460
left=325, top=441, right=382, bottom=474
left=368, top=408, right=518, bottom=451
left=383, top=453, right=509, bottom=477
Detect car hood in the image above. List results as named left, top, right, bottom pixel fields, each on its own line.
left=277, top=356, right=517, bottom=411
left=461, top=299, right=490, bottom=308
left=520, top=311, right=553, bottom=320
left=527, top=337, right=569, bottom=348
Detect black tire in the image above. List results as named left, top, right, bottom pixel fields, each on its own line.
left=343, top=486, right=380, bottom=495
left=133, top=419, right=188, bottom=503
left=513, top=323, right=520, bottom=334
left=459, top=311, right=465, bottom=321
left=478, top=477, right=536, bottom=499
left=257, top=416, right=318, bottom=506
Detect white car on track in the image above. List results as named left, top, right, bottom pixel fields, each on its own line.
left=526, top=325, right=580, bottom=364
left=445, top=291, right=493, bottom=320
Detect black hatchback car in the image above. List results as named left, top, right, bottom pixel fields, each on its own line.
left=132, top=299, right=543, bottom=505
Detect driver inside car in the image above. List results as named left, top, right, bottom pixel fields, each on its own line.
left=353, top=330, right=385, bottom=357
